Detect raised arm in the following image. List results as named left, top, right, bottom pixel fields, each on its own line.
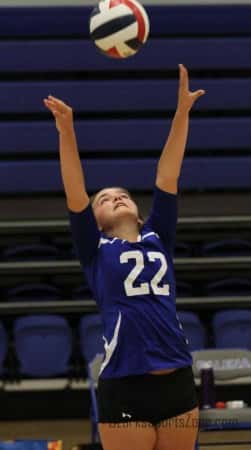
left=156, top=64, right=205, bottom=194
left=44, top=95, right=89, bottom=212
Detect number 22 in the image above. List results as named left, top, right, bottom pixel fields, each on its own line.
left=120, top=250, right=170, bottom=297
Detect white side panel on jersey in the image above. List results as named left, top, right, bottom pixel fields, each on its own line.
left=90, top=4, right=132, bottom=33
left=99, top=311, right=122, bottom=376
left=95, top=23, right=138, bottom=50
left=89, top=353, right=104, bottom=383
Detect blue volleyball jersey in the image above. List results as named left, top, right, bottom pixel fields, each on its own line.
left=69, top=186, right=192, bottom=378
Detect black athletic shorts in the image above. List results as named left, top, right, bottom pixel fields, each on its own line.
left=97, top=366, right=198, bottom=426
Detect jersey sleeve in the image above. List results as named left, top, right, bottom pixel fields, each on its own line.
left=68, top=203, right=100, bottom=266
left=145, top=185, right=178, bottom=252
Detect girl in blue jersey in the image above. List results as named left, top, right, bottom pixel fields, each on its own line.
left=44, top=65, right=205, bottom=450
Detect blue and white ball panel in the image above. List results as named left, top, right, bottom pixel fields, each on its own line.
left=90, top=2, right=134, bottom=30
left=89, top=0, right=149, bottom=57
left=94, top=23, right=138, bottom=51
left=90, top=3, right=137, bottom=56
left=91, top=15, right=137, bottom=41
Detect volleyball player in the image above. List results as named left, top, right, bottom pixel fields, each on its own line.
left=44, top=64, right=205, bottom=450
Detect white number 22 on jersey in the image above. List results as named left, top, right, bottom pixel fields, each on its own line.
left=120, top=250, right=170, bottom=297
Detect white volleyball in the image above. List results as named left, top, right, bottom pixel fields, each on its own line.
left=89, top=0, right=150, bottom=58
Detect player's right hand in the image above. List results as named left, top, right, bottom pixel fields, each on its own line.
left=44, top=95, right=74, bottom=134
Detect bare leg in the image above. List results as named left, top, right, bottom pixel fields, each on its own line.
left=99, top=421, right=157, bottom=450
left=154, top=407, right=199, bottom=450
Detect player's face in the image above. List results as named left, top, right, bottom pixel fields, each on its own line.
left=92, top=187, right=140, bottom=231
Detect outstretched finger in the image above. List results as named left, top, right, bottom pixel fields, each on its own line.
left=44, top=99, right=60, bottom=117
left=44, top=98, right=52, bottom=108
left=179, top=64, right=189, bottom=92
left=44, top=98, right=57, bottom=110
left=48, top=95, right=70, bottom=113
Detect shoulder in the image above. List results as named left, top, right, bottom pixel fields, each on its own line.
left=139, top=223, right=161, bottom=242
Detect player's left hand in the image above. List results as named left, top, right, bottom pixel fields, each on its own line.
left=177, top=64, right=205, bottom=113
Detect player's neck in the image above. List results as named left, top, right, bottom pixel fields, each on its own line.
left=106, top=220, right=140, bottom=242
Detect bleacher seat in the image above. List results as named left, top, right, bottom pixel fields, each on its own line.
left=1, top=79, right=251, bottom=115
left=0, top=321, right=7, bottom=375
left=213, top=310, right=251, bottom=350
left=1, top=5, right=251, bottom=39
left=6, top=283, right=62, bottom=302
left=14, top=315, right=72, bottom=377
left=1, top=37, right=251, bottom=74
left=2, top=157, right=251, bottom=194
left=205, top=278, right=251, bottom=297
left=178, top=311, right=207, bottom=351
left=2, top=244, right=61, bottom=261
left=201, top=239, right=251, bottom=257
left=3, top=119, right=251, bottom=155
left=79, top=315, right=104, bottom=364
